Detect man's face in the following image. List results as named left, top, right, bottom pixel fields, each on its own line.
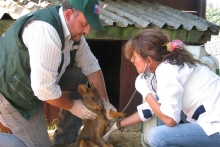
left=65, top=9, right=90, bottom=41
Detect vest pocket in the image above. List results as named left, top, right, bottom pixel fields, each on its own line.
left=13, top=75, right=33, bottom=93
left=7, top=74, right=35, bottom=110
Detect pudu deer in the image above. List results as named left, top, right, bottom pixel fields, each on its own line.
left=76, top=84, right=125, bottom=147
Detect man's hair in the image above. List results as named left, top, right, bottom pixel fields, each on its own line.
left=62, top=1, right=79, bottom=17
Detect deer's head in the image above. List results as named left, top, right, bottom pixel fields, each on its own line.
left=78, top=83, right=104, bottom=110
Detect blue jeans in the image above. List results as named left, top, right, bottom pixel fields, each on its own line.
left=148, top=123, right=220, bottom=147
left=53, top=66, right=88, bottom=144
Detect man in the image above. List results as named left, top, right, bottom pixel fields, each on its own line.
left=0, top=0, right=116, bottom=146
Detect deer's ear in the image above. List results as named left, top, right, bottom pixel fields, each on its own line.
left=78, top=84, right=89, bottom=97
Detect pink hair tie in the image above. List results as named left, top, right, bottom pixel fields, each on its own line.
left=162, top=39, right=184, bottom=52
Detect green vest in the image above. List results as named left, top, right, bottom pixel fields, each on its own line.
left=0, top=6, right=70, bottom=120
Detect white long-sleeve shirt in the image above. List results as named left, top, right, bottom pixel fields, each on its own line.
left=137, top=62, right=220, bottom=136
left=22, top=7, right=100, bottom=101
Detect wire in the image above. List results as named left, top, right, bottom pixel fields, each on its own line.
left=107, top=89, right=137, bottom=131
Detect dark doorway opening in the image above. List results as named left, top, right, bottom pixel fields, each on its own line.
left=87, top=40, right=122, bottom=110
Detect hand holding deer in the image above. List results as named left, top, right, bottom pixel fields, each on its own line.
left=102, top=122, right=118, bottom=142
left=103, top=101, right=117, bottom=120
left=69, top=99, right=97, bottom=120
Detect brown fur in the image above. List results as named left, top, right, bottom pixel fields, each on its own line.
left=76, top=84, right=125, bottom=147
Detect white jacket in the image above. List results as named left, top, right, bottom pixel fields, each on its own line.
left=137, top=62, right=220, bottom=136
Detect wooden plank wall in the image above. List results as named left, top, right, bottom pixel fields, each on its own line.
left=119, top=41, right=142, bottom=116
left=0, top=123, right=11, bottom=133
left=44, top=103, right=59, bottom=128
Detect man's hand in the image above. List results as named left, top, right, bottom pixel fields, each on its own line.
left=103, top=100, right=117, bottom=120
left=69, top=99, right=97, bottom=119
left=103, top=122, right=118, bottom=142
left=135, top=73, right=152, bottom=99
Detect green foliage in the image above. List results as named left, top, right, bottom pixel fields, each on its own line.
left=206, top=3, right=220, bottom=26
left=46, top=118, right=57, bottom=130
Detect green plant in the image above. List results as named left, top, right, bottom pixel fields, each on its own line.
left=206, top=3, right=220, bottom=26
left=46, top=118, right=58, bottom=130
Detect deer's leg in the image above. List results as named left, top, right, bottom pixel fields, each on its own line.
left=91, top=136, right=109, bottom=147
left=78, top=139, right=98, bottom=147
left=109, top=110, right=126, bottom=118
left=106, top=141, right=114, bottom=147
left=78, top=139, right=86, bottom=147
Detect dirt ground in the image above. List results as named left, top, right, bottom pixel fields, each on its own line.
left=49, top=123, right=148, bottom=147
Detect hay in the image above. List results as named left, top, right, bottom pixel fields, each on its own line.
left=108, top=123, right=143, bottom=147
left=49, top=123, right=144, bottom=147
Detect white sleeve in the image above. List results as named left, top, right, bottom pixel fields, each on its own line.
left=22, top=20, right=62, bottom=101
left=137, top=102, right=155, bottom=122
left=74, top=37, right=100, bottom=76
left=156, top=62, right=193, bottom=123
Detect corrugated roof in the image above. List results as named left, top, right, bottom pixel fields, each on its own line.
left=100, top=0, right=219, bottom=32
left=0, top=0, right=219, bottom=33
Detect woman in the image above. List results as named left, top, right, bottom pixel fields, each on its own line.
left=103, top=28, right=220, bottom=147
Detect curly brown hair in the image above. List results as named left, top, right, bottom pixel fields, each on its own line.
left=123, top=28, right=205, bottom=68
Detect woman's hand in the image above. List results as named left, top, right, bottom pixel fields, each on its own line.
left=103, top=101, right=117, bottom=120
left=135, top=73, right=152, bottom=100
left=103, top=122, right=118, bottom=142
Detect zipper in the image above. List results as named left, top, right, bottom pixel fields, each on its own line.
left=8, top=83, right=32, bottom=105
left=13, top=75, right=33, bottom=93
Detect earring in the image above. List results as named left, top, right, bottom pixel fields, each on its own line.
left=143, top=66, right=151, bottom=79
left=145, top=66, right=151, bottom=78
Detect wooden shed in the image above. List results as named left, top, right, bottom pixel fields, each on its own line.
left=0, top=0, right=219, bottom=132
left=83, top=0, right=219, bottom=116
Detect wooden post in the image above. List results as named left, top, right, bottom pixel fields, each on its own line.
left=119, top=41, right=142, bottom=116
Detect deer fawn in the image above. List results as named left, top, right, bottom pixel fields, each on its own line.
left=76, top=84, right=125, bottom=147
